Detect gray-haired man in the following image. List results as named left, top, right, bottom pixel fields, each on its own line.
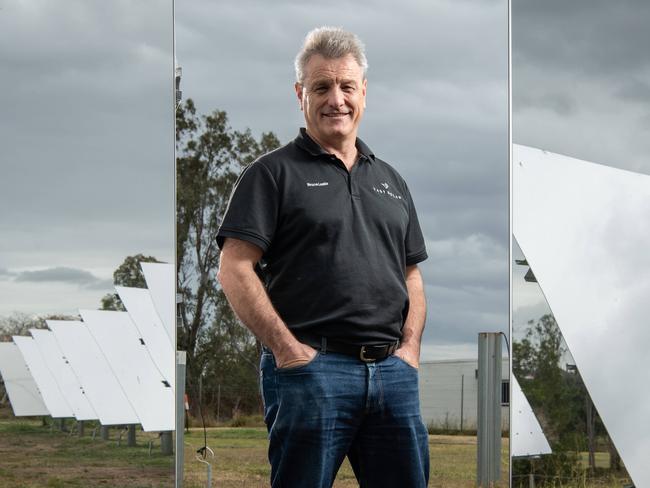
left=217, top=27, right=430, bottom=487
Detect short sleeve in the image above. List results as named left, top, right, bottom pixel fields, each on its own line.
left=404, top=186, right=428, bottom=266
left=217, top=162, right=278, bottom=253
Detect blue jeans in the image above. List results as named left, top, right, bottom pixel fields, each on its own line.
left=260, top=350, right=430, bottom=487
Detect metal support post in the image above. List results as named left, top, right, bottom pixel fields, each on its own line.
left=176, top=351, right=187, bottom=488
left=78, top=420, right=84, bottom=437
left=127, top=424, right=136, bottom=447
left=100, top=425, right=110, bottom=440
left=460, top=374, right=465, bottom=432
left=477, top=332, right=502, bottom=487
left=160, top=431, right=173, bottom=455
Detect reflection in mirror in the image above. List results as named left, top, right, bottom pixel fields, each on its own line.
left=512, top=2, right=650, bottom=486
left=0, top=2, right=174, bottom=486
left=175, top=0, right=508, bottom=485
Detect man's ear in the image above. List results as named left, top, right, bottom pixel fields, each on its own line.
left=362, top=78, right=367, bottom=108
left=294, top=82, right=304, bottom=111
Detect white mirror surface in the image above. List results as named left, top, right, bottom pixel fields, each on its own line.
left=30, top=328, right=97, bottom=421
left=47, top=320, right=139, bottom=426
left=513, top=143, right=650, bottom=487
left=79, top=309, right=174, bottom=432
left=511, top=375, right=551, bottom=458
left=0, top=342, right=49, bottom=416
left=115, top=286, right=174, bottom=383
left=140, top=262, right=175, bottom=346
left=12, top=336, right=73, bottom=418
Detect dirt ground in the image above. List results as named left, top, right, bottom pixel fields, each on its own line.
left=0, top=415, right=174, bottom=488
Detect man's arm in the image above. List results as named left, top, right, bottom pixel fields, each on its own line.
left=217, top=237, right=316, bottom=368
left=394, top=264, right=426, bottom=369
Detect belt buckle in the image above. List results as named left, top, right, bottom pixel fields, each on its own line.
left=359, top=346, right=377, bottom=363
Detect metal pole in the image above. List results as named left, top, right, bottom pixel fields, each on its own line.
left=127, top=424, right=136, bottom=447
left=216, top=383, right=221, bottom=424
left=176, top=351, right=187, bottom=488
left=78, top=420, right=84, bottom=437
left=477, top=332, right=502, bottom=487
left=528, top=473, right=535, bottom=488
left=101, top=425, right=110, bottom=440
left=460, top=374, right=465, bottom=432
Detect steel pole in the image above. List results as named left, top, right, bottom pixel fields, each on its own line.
left=176, top=351, right=187, bottom=488
left=477, top=332, right=502, bottom=486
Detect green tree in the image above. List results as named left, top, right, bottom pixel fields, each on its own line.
left=512, top=314, right=623, bottom=484
left=100, top=254, right=160, bottom=310
left=176, top=99, right=280, bottom=417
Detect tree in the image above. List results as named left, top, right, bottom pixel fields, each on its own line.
left=100, top=254, right=160, bottom=311
left=175, top=99, right=280, bottom=417
left=0, top=312, right=80, bottom=341
left=512, top=314, right=624, bottom=483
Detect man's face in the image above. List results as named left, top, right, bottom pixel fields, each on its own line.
left=295, top=53, right=367, bottom=147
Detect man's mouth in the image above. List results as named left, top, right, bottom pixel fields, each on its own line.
left=322, top=112, right=350, bottom=117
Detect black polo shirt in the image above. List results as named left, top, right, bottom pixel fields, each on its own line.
left=217, top=128, right=427, bottom=346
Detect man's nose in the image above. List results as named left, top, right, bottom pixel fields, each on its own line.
left=327, top=86, right=345, bottom=107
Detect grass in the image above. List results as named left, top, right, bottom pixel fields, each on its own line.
left=181, top=427, right=510, bottom=488
left=0, top=415, right=174, bottom=488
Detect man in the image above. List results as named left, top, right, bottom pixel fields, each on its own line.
left=217, top=27, right=429, bottom=487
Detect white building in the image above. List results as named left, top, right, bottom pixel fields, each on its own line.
left=419, top=359, right=509, bottom=432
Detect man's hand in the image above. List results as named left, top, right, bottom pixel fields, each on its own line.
left=394, top=343, right=420, bottom=369
left=274, top=342, right=318, bottom=369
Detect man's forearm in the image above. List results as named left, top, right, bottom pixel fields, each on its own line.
left=219, top=264, right=293, bottom=351
left=217, top=238, right=315, bottom=366
left=397, top=265, right=427, bottom=365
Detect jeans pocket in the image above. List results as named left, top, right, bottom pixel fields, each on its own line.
left=276, top=351, right=320, bottom=372
left=393, top=354, right=419, bottom=372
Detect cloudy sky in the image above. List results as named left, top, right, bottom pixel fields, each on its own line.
left=177, top=0, right=509, bottom=360
left=0, top=1, right=174, bottom=317
left=512, top=0, right=650, bottom=342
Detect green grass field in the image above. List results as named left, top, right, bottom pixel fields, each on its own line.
left=0, top=416, right=174, bottom=488
left=181, top=427, right=509, bottom=488
left=0, top=413, right=630, bottom=487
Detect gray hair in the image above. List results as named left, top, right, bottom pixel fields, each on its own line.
left=294, top=27, right=368, bottom=83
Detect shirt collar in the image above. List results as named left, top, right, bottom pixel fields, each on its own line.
left=294, top=127, right=375, bottom=162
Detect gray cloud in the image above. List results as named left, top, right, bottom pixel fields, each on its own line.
left=13, top=266, right=113, bottom=290
left=616, top=79, right=650, bottom=104
left=513, top=0, right=650, bottom=79
left=513, top=0, right=650, bottom=175
left=515, top=91, right=576, bottom=117
left=0, top=268, right=15, bottom=279
left=0, top=1, right=174, bottom=314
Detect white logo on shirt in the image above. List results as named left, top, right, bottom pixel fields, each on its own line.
left=306, top=182, right=329, bottom=187
left=372, top=184, right=403, bottom=200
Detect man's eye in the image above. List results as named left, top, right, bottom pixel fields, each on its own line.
left=314, top=87, right=327, bottom=93
left=342, top=86, right=355, bottom=92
